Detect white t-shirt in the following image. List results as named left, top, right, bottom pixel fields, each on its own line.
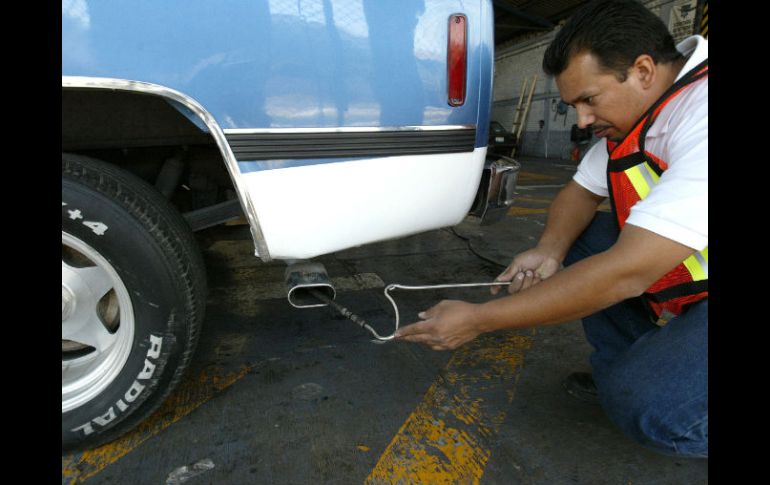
left=573, top=35, right=708, bottom=251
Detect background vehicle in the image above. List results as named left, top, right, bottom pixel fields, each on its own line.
left=62, top=0, right=515, bottom=451
left=487, top=120, right=517, bottom=156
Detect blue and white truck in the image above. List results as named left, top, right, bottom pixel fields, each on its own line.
left=62, top=0, right=516, bottom=451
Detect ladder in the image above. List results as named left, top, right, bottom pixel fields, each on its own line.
left=509, top=75, right=537, bottom=158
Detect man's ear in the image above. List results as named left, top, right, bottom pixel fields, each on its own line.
left=630, top=54, right=657, bottom=89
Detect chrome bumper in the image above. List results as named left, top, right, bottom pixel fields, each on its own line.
left=469, top=154, right=520, bottom=225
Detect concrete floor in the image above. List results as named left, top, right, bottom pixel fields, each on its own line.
left=62, top=157, right=708, bottom=484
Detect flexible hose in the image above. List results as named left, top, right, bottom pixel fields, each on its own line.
left=311, top=281, right=512, bottom=343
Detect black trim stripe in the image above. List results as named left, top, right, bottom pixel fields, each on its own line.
left=607, top=154, right=666, bottom=175
left=644, top=280, right=709, bottom=303
left=225, top=129, right=477, bottom=161
left=607, top=152, right=648, bottom=172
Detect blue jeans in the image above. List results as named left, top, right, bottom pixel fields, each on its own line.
left=563, top=212, right=708, bottom=458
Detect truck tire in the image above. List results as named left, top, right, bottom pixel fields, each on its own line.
left=62, top=153, right=207, bottom=452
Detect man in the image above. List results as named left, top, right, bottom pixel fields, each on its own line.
left=395, top=0, right=707, bottom=458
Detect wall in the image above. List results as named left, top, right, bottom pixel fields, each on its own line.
left=491, top=0, right=700, bottom=160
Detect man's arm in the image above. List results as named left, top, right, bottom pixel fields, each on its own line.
left=395, top=223, right=697, bottom=350
left=493, top=179, right=604, bottom=293
left=536, top=179, right=606, bottom=261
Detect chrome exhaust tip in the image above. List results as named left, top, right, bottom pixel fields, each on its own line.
left=469, top=154, right=521, bottom=225
left=285, top=262, right=336, bottom=308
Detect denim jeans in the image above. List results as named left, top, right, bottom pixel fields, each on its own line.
left=563, top=211, right=708, bottom=458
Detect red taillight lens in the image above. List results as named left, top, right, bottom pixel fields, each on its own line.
left=447, top=14, right=467, bottom=107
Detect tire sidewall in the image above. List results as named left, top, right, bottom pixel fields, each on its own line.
left=62, top=177, right=189, bottom=450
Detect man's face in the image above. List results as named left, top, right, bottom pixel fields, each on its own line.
left=556, top=51, right=648, bottom=142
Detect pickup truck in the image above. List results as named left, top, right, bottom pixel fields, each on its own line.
left=62, top=0, right=517, bottom=451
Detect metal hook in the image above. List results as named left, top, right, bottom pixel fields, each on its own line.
left=368, top=281, right=512, bottom=343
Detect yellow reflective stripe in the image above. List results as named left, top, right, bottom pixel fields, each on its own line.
left=682, top=247, right=708, bottom=281
left=624, top=166, right=649, bottom=199
left=624, top=163, right=659, bottom=200
left=644, top=163, right=660, bottom=184
left=624, top=162, right=709, bottom=283
left=695, top=247, right=708, bottom=278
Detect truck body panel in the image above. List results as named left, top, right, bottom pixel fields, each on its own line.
left=62, top=0, right=495, bottom=260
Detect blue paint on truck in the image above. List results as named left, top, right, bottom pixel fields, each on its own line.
left=63, top=0, right=492, bottom=147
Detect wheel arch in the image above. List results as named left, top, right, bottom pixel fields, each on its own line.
left=62, top=76, right=270, bottom=260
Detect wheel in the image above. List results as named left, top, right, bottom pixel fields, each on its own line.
left=62, top=153, right=207, bottom=452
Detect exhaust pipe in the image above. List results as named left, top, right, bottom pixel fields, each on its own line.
left=285, top=262, right=336, bottom=308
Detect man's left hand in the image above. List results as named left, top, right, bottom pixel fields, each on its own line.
left=394, top=300, right=482, bottom=351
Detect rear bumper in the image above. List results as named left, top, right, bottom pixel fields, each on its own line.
left=469, top=154, right=520, bottom=225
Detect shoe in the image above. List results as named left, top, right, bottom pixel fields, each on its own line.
left=562, top=372, right=599, bottom=404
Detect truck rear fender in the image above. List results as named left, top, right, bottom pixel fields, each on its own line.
left=62, top=76, right=272, bottom=261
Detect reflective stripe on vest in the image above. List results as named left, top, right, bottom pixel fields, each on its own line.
left=623, top=160, right=709, bottom=284
left=683, top=247, right=708, bottom=281
left=624, top=162, right=659, bottom=199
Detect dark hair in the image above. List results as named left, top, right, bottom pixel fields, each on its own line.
left=543, top=0, right=683, bottom=81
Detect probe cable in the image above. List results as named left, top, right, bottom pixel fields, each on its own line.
left=310, top=281, right=512, bottom=343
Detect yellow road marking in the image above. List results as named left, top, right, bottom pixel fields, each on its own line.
left=512, top=196, right=553, bottom=204
left=208, top=271, right=385, bottom=304
left=507, top=202, right=611, bottom=215
left=365, top=331, right=533, bottom=485
left=507, top=207, right=549, bottom=216
left=517, top=172, right=557, bottom=182
left=62, top=364, right=252, bottom=484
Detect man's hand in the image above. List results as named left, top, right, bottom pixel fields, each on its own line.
left=394, top=300, right=482, bottom=351
left=490, top=180, right=604, bottom=296
left=491, top=248, right=562, bottom=295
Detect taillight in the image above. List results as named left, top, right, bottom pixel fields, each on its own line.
left=447, top=14, right=467, bottom=107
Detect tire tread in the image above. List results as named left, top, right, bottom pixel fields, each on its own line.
left=62, top=153, right=207, bottom=452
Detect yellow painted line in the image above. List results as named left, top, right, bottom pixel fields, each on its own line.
left=507, top=207, right=548, bottom=216
left=517, top=171, right=557, bottom=182
left=208, top=271, right=385, bottom=303
left=508, top=204, right=611, bottom=216
left=512, top=196, right=553, bottom=204
left=365, top=331, right=533, bottom=485
left=62, top=364, right=252, bottom=484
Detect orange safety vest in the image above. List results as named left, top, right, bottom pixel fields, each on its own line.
left=606, top=59, right=708, bottom=324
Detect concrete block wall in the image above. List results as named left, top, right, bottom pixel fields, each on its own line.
left=491, top=0, right=694, bottom=160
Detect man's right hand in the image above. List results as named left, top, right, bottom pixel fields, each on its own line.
left=491, top=248, right=562, bottom=295
left=491, top=180, right=604, bottom=296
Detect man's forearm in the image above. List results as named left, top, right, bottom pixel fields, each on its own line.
left=537, top=180, right=605, bottom=262
left=476, top=248, right=637, bottom=332
left=475, top=223, right=697, bottom=333
left=394, top=223, right=698, bottom=349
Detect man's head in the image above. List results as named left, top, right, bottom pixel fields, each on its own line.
left=543, top=0, right=684, bottom=141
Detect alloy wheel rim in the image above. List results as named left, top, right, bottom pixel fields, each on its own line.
left=62, top=231, right=135, bottom=413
